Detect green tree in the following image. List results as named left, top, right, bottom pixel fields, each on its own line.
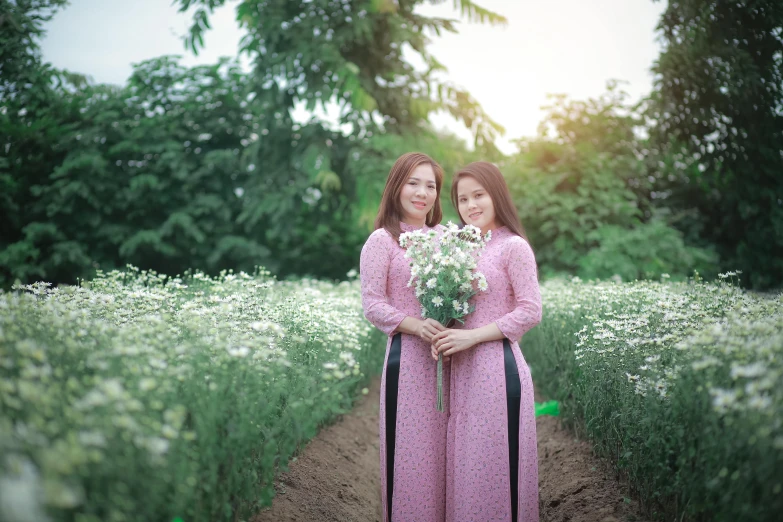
left=176, top=0, right=506, bottom=152
left=2, top=56, right=278, bottom=284
left=648, top=0, right=783, bottom=289
left=168, top=0, right=509, bottom=279
left=504, top=83, right=716, bottom=281
left=0, top=0, right=81, bottom=284
left=578, top=220, right=717, bottom=281
left=504, top=85, right=646, bottom=275
left=0, top=1, right=503, bottom=286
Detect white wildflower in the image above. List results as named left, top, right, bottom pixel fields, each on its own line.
left=746, top=395, right=772, bottom=411
left=228, top=346, right=251, bottom=358
left=78, top=431, right=107, bottom=447
left=0, top=456, right=51, bottom=522
left=145, top=437, right=170, bottom=456
left=710, top=388, right=738, bottom=412
left=139, top=378, right=157, bottom=392
left=730, top=362, right=767, bottom=379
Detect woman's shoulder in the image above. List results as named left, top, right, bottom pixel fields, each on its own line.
left=362, top=228, right=395, bottom=250
left=368, top=227, right=392, bottom=239
left=498, top=233, right=534, bottom=261
left=502, top=233, right=531, bottom=248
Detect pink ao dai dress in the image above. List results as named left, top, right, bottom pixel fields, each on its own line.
left=361, top=224, right=541, bottom=522
left=360, top=222, right=449, bottom=522
left=446, top=226, right=542, bottom=522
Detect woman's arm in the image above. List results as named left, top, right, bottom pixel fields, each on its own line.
left=360, top=231, right=407, bottom=335
left=360, top=231, right=445, bottom=341
left=493, top=237, right=542, bottom=344
left=432, top=237, right=542, bottom=359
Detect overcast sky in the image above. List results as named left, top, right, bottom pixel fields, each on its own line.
left=41, top=0, right=666, bottom=154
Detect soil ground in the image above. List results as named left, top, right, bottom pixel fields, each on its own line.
left=252, top=377, right=648, bottom=522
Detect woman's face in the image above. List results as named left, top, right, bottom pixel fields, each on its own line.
left=457, top=176, right=497, bottom=233
left=399, top=164, right=437, bottom=224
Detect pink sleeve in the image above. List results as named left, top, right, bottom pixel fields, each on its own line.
left=360, top=230, right=408, bottom=335
left=495, top=237, right=542, bottom=344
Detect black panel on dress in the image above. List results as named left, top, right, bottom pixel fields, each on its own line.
left=385, top=333, right=402, bottom=521
left=504, top=338, right=521, bottom=522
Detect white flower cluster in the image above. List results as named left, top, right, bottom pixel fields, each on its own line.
left=527, top=275, right=782, bottom=518
left=538, top=275, right=782, bottom=436
left=0, top=267, right=381, bottom=521
left=399, top=222, right=490, bottom=325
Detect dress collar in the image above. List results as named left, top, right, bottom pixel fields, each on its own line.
left=400, top=221, right=431, bottom=232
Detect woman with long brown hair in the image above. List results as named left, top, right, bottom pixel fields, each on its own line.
left=432, top=161, right=542, bottom=521
left=359, top=152, right=449, bottom=521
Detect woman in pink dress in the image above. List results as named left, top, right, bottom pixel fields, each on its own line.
left=360, top=152, right=450, bottom=522
left=433, top=161, right=542, bottom=522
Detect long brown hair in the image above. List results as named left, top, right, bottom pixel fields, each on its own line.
left=451, top=161, right=529, bottom=241
left=374, top=152, right=444, bottom=241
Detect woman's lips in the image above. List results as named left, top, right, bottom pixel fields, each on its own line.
left=469, top=211, right=482, bottom=220
left=412, top=201, right=427, bottom=209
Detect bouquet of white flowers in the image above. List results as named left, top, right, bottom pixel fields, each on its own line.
left=399, top=222, right=491, bottom=411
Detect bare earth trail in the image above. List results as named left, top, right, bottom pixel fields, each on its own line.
left=253, top=377, right=648, bottom=522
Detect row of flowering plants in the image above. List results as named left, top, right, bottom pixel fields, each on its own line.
left=0, top=267, right=383, bottom=522
left=524, top=274, right=782, bottom=522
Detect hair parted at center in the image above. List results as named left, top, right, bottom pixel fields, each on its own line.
left=451, top=161, right=529, bottom=242
left=374, top=152, right=444, bottom=242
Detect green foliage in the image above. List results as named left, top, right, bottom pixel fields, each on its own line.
left=175, top=0, right=505, bottom=150
left=578, top=219, right=718, bottom=282
left=0, top=268, right=384, bottom=521
left=503, top=84, right=714, bottom=281
left=0, top=48, right=480, bottom=286
left=0, top=1, right=69, bottom=97
left=648, top=0, right=783, bottom=289
left=1, top=0, right=83, bottom=286
left=505, top=85, right=645, bottom=277
left=2, top=56, right=279, bottom=284
left=1, top=0, right=501, bottom=287
left=525, top=278, right=783, bottom=521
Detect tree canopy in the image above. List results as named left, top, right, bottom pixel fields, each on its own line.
left=648, top=0, right=783, bottom=289
left=175, top=0, right=506, bottom=151
left=2, top=0, right=782, bottom=289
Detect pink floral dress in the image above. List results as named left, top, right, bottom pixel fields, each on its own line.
left=446, top=226, right=542, bottom=522
left=360, top=222, right=449, bottom=522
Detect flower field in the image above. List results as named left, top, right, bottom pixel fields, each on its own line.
left=524, top=275, right=783, bottom=522
left=2, top=267, right=781, bottom=522
left=0, top=268, right=383, bottom=522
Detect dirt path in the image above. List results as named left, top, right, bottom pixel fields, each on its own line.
left=253, top=377, right=647, bottom=522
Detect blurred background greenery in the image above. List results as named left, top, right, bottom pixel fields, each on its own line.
left=1, top=0, right=781, bottom=289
